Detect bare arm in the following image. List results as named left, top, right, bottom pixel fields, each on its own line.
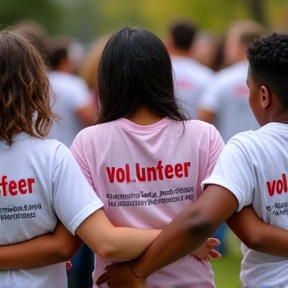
left=130, top=185, right=238, bottom=278
left=198, top=109, right=216, bottom=124
left=76, top=104, right=97, bottom=126
left=0, top=222, right=82, bottom=270
left=96, top=185, right=238, bottom=287
left=76, top=209, right=161, bottom=260
left=227, top=206, right=288, bottom=256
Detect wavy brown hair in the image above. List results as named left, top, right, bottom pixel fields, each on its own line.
left=0, top=31, right=58, bottom=145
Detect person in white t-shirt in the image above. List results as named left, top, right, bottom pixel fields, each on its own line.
left=46, top=35, right=95, bottom=147
left=0, top=29, right=221, bottom=288
left=165, top=20, right=214, bottom=119
left=97, top=32, right=288, bottom=288
left=198, top=20, right=265, bottom=143
left=0, top=30, right=170, bottom=288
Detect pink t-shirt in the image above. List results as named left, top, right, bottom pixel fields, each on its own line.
left=70, top=117, right=224, bottom=288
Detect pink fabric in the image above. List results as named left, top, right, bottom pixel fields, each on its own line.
left=70, top=118, right=224, bottom=288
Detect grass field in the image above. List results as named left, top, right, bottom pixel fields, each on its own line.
left=211, top=229, right=242, bottom=288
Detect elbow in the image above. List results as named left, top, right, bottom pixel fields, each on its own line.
left=189, top=221, right=214, bottom=239
left=96, top=244, right=118, bottom=259
left=243, top=234, right=264, bottom=251
left=56, top=239, right=82, bottom=261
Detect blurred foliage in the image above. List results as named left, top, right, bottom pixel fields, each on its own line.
left=0, top=0, right=288, bottom=41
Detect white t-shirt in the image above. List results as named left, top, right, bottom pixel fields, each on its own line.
left=202, top=122, right=288, bottom=288
left=70, top=118, right=224, bottom=288
left=0, top=133, right=103, bottom=288
left=48, top=71, right=93, bottom=147
left=199, top=61, right=259, bottom=143
left=171, top=56, right=214, bottom=119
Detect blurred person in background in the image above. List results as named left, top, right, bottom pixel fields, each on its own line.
left=78, top=34, right=110, bottom=123
left=46, top=35, right=95, bottom=148
left=191, top=31, right=225, bottom=72
left=198, top=19, right=265, bottom=255
left=165, top=19, right=214, bottom=119
left=198, top=19, right=265, bottom=143
left=46, top=35, right=96, bottom=288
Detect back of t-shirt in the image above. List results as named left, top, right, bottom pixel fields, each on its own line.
left=0, top=134, right=102, bottom=288
left=199, top=61, right=259, bottom=143
left=202, top=122, right=288, bottom=287
left=48, top=71, right=93, bottom=147
left=171, top=57, right=214, bottom=119
left=71, top=118, right=224, bottom=288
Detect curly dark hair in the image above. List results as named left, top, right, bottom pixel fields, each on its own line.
left=247, top=32, right=288, bottom=109
left=0, top=31, right=58, bottom=145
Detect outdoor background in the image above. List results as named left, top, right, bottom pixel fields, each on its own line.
left=1, top=0, right=288, bottom=42
left=1, top=1, right=287, bottom=287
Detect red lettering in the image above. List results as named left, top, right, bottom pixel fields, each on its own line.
left=136, top=163, right=146, bottom=182
left=277, top=180, right=283, bottom=194
left=106, top=167, right=116, bottom=183
left=9, top=180, right=17, bottom=196
left=156, top=161, right=163, bottom=180
left=116, top=168, right=125, bottom=183
left=27, top=178, right=35, bottom=193
left=175, top=164, right=183, bottom=178
left=18, top=179, right=27, bottom=194
left=125, top=164, right=132, bottom=182
left=147, top=167, right=157, bottom=181
left=0, top=175, right=8, bottom=196
left=165, top=165, right=173, bottom=179
left=183, top=162, right=190, bottom=177
left=267, top=180, right=276, bottom=196
left=283, top=174, right=288, bottom=192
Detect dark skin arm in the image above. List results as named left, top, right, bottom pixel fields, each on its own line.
left=97, top=184, right=238, bottom=287
left=227, top=205, right=288, bottom=255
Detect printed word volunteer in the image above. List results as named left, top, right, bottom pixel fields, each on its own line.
left=106, top=160, right=191, bottom=183
left=0, top=175, right=35, bottom=196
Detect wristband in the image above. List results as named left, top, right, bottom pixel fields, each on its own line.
left=130, top=262, right=146, bottom=281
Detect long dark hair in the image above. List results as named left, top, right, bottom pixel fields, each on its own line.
left=97, top=27, right=186, bottom=123
left=0, top=31, right=58, bottom=145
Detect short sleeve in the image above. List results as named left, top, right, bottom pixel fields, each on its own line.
left=70, top=79, right=93, bottom=110
left=201, top=140, right=255, bottom=212
left=70, top=132, right=95, bottom=190
left=203, top=126, right=225, bottom=180
left=52, top=145, right=103, bottom=234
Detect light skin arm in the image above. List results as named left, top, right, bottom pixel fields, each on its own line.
left=198, top=109, right=216, bottom=124
left=96, top=184, right=238, bottom=287
left=226, top=205, right=288, bottom=256
left=75, top=209, right=161, bottom=260
left=0, top=221, right=82, bottom=270
left=76, top=104, right=97, bottom=126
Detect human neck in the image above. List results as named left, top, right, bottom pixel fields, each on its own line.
left=267, top=108, right=288, bottom=125
left=126, top=106, right=163, bottom=126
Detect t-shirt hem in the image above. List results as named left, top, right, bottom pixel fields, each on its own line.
left=201, top=176, right=246, bottom=212
left=68, top=200, right=104, bottom=234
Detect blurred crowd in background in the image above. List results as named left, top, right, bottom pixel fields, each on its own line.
left=2, top=0, right=288, bottom=287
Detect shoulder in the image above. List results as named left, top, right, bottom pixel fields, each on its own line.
left=171, top=57, right=214, bottom=78
left=184, top=119, right=222, bottom=139
left=214, top=61, right=248, bottom=83
left=226, top=128, right=262, bottom=152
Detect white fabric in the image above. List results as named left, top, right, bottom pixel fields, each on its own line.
left=199, top=61, right=259, bottom=143
left=48, top=71, right=93, bottom=147
left=0, top=133, right=103, bottom=288
left=171, top=56, right=214, bottom=119
left=202, top=122, right=288, bottom=287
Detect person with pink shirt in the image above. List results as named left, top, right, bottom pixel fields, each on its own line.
left=0, top=27, right=221, bottom=288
